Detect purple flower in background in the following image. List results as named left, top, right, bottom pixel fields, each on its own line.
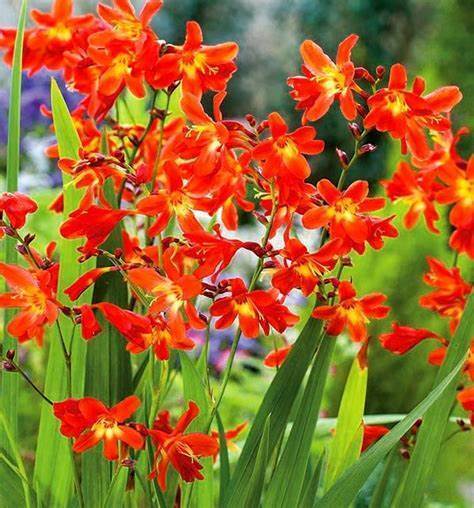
left=0, top=70, right=81, bottom=145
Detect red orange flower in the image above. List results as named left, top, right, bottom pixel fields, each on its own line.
left=379, top=323, right=445, bottom=355
left=149, top=401, right=218, bottom=490
left=210, top=278, right=299, bottom=339
left=361, top=425, right=389, bottom=452
left=0, top=263, right=59, bottom=346
left=0, top=192, right=37, bottom=229
left=381, top=162, right=442, bottom=233
left=419, top=257, right=471, bottom=333
left=288, top=34, right=360, bottom=122
left=253, top=112, right=324, bottom=180
left=263, top=345, right=292, bottom=368
left=53, top=395, right=144, bottom=460
left=148, top=20, right=238, bottom=98
left=302, top=179, right=386, bottom=252
left=271, top=237, right=340, bottom=296
left=364, top=63, right=462, bottom=159
left=313, top=281, right=389, bottom=342
left=457, top=387, right=474, bottom=425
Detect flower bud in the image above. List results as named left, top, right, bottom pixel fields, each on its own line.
left=358, top=143, right=377, bottom=155
left=376, top=65, right=385, bottom=79
left=336, top=148, right=349, bottom=168
left=348, top=122, right=362, bottom=140
left=6, top=349, right=15, bottom=361
left=245, top=114, right=257, bottom=127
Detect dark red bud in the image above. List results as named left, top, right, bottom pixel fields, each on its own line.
left=336, top=148, right=349, bottom=168
left=400, top=448, right=410, bottom=460
left=358, top=144, right=377, bottom=155
left=6, top=349, right=15, bottom=361
left=245, top=114, right=257, bottom=127
left=376, top=65, right=385, bottom=79
left=348, top=122, right=362, bottom=140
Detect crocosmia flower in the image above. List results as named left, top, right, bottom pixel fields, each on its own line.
left=0, top=192, right=38, bottom=229
left=149, top=401, right=218, bottom=491
left=364, top=63, right=462, bottom=159
left=302, top=179, right=386, bottom=252
left=53, top=395, right=144, bottom=460
left=148, top=20, right=238, bottom=98
left=0, top=263, right=59, bottom=346
left=379, top=323, right=445, bottom=355
left=361, top=424, right=389, bottom=452
left=288, top=34, right=360, bottom=122
left=263, top=345, right=292, bottom=368
left=313, top=280, right=390, bottom=342
left=210, top=278, right=299, bottom=338
left=253, top=112, right=324, bottom=180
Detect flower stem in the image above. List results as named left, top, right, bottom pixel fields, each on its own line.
left=5, top=359, right=53, bottom=406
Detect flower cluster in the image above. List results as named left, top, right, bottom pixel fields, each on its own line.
left=0, top=0, right=471, bottom=494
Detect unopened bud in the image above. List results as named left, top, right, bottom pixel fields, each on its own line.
left=358, top=144, right=377, bottom=155
left=245, top=114, right=257, bottom=127
left=3, top=226, right=16, bottom=237
left=24, top=233, right=35, bottom=245
left=6, top=349, right=15, bottom=361
left=348, top=122, right=362, bottom=140
left=1, top=360, right=17, bottom=372
left=336, top=148, right=349, bottom=168
left=400, top=448, right=410, bottom=460
left=17, top=244, right=28, bottom=256
left=199, top=313, right=208, bottom=324
left=114, top=248, right=123, bottom=259
left=376, top=65, right=385, bottom=79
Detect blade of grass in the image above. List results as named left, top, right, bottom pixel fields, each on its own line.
left=33, top=80, right=96, bottom=507
left=264, top=337, right=335, bottom=508
left=324, top=354, right=368, bottom=489
left=298, top=452, right=325, bottom=508
left=0, top=0, right=28, bottom=447
left=393, top=292, right=474, bottom=508
left=216, top=412, right=230, bottom=508
left=317, top=354, right=467, bottom=508
left=223, top=317, right=323, bottom=507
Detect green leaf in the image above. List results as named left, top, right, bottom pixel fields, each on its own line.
left=325, top=354, right=368, bottom=489
left=393, top=292, right=474, bottom=508
left=216, top=412, right=230, bottom=508
left=0, top=0, right=28, bottom=447
left=0, top=410, right=32, bottom=508
left=298, top=453, right=325, bottom=508
left=81, top=179, right=132, bottom=506
left=316, top=354, right=467, bottom=508
left=234, top=415, right=270, bottom=508
left=224, top=317, right=323, bottom=507
left=264, top=337, right=335, bottom=507
left=368, top=448, right=405, bottom=508
left=33, top=80, right=95, bottom=507
left=179, top=352, right=214, bottom=507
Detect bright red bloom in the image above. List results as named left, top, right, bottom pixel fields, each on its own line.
left=253, top=112, right=324, bottom=180
left=60, top=205, right=131, bottom=258
left=149, top=401, right=218, bottom=491
left=127, top=266, right=205, bottom=338
left=419, top=257, right=471, bottom=333
left=136, top=162, right=203, bottom=237
left=313, top=281, right=390, bottom=342
left=0, top=0, right=97, bottom=75
left=379, top=323, right=444, bottom=355
left=271, top=238, right=341, bottom=296
left=450, top=219, right=474, bottom=260
left=437, top=155, right=474, bottom=230
left=0, top=192, right=37, bottom=229
left=210, top=278, right=299, bottom=339
left=361, top=425, right=389, bottom=452
left=364, top=64, right=462, bottom=159
left=148, top=20, right=238, bottom=98
left=53, top=395, right=144, bottom=460
left=96, top=302, right=195, bottom=361
left=263, top=345, right=292, bottom=368
left=302, top=179, right=386, bottom=251
left=184, top=229, right=243, bottom=281
left=457, top=387, right=474, bottom=425
left=93, top=0, right=162, bottom=44
left=381, top=162, right=442, bottom=233
left=428, top=342, right=474, bottom=382
left=0, top=263, right=59, bottom=346
left=58, top=151, right=127, bottom=209
left=288, top=34, right=360, bottom=122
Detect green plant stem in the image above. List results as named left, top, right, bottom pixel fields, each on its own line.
left=207, top=187, right=278, bottom=428
left=6, top=360, right=53, bottom=406
left=151, top=92, right=172, bottom=191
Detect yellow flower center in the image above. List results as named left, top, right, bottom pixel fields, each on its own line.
left=456, top=177, right=474, bottom=205
left=48, top=23, right=72, bottom=42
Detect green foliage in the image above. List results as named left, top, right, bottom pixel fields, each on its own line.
left=1, top=0, right=28, bottom=447
left=33, top=80, right=95, bottom=507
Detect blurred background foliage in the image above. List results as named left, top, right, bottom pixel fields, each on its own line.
left=0, top=0, right=472, bottom=505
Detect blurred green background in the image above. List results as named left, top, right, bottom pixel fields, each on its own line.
left=0, top=0, right=472, bottom=506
